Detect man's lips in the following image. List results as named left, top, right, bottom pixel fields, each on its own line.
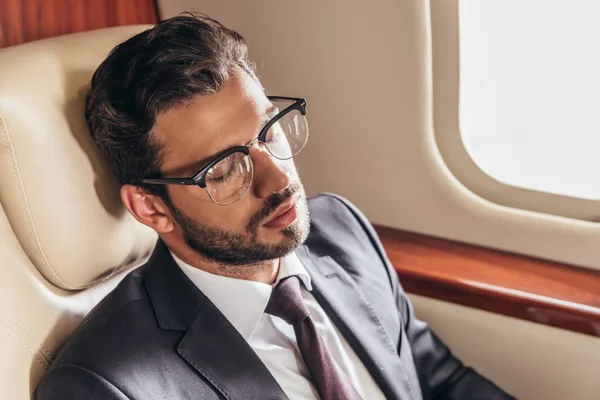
left=263, top=194, right=300, bottom=228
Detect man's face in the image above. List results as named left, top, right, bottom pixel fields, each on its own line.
left=152, top=69, right=310, bottom=266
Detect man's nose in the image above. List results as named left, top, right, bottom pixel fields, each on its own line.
left=250, top=145, right=291, bottom=199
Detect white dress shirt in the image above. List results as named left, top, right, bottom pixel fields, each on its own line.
left=172, top=251, right=386, bottom=400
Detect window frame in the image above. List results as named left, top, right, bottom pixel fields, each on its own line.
left=430, top=0, right=600, bottom=222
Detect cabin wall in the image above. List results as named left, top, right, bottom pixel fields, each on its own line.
left=409, top=294, right=600, bottom=400
left=0, top=0, right=157, bottom=48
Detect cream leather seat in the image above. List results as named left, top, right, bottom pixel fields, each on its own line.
left=0, top=26, right=158, bottom=399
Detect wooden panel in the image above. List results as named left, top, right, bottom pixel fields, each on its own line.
left=0, top=0, right=158, bottom=48
left=374, top=225, right=600, bottom=337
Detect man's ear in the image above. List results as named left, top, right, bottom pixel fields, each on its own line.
left=121, top=185, right=175, bottom=233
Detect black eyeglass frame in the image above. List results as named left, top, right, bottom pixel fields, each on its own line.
left=140, top=96, right=307, bottom=189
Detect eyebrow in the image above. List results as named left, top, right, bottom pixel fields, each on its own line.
left=187, top=104, right=280, bottom=175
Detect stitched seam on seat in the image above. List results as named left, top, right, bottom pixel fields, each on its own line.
left=0, top=312, right=53, bottom=362
left=0, top=325, right=49, bottom=370
left=0, top=110, right=69, bottom=288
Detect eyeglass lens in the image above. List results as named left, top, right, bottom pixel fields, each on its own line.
left=205, top=100, right=308, bottom=205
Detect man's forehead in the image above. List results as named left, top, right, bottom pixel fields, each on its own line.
left=156, top=71, right=266, bottom=137
left=153, top=71, right=268, bottom=174
left=192, top=73, right=266, bottom=129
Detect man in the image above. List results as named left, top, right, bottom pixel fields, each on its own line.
left=36, top=14, right=514, bottom=400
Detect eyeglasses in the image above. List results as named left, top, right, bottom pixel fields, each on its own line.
left=141, top=96, right=308, bottom=206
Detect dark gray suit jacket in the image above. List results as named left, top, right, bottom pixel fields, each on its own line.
left=36, top=194, right=514, bottom=400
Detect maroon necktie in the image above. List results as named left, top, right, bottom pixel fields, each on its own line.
left=266, top=276, right=363, bottom=400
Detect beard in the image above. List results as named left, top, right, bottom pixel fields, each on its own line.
left=168, top=182, right=310, bottom=267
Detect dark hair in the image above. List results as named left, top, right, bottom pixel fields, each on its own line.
left=85, top=14, right=257, bottom=200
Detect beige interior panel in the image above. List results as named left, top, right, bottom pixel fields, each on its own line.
left=409, top=295, right=600, bottom=400
left=0, top=201, right=133, bottom=399
left=158, top=0, right=600, bottom=271
left=0, top=26, right=157, bottom=290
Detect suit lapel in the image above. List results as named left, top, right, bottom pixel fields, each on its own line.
left=296, top=245, right=421, bottom=400
left=177, top=299, right=288, bottom=400
left=144, top=241, right=288, bottom=400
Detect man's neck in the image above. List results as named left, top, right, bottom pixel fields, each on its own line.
left=165, top=239, right=280, bottom=285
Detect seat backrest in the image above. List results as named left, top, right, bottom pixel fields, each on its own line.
left=0, top=26, right=158, bottom=399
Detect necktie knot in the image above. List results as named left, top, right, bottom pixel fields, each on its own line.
left=265, top=276, right=309, bottom=325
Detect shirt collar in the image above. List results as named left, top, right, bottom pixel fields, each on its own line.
left=171, top=251, right=312, bottom=341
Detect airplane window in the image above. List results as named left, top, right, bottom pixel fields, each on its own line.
left=458, top=0, right=600, bottom=200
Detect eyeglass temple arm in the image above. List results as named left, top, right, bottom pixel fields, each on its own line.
left=140, top=178, right=195, bottom=185
left=267, top=95, right=300, bottom=101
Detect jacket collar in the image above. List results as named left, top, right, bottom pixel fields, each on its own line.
left=143, top=240, right=204, bottom=331
left=143, top=240, right=288, bottom=400
left=171, top=250, right=312, bottom=341
left=295, top=245, right=420, bottom=400
left=142, top=240, right=415, bottom=400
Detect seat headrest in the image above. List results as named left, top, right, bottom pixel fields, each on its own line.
left=0, top=26, right=158, bottom=290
